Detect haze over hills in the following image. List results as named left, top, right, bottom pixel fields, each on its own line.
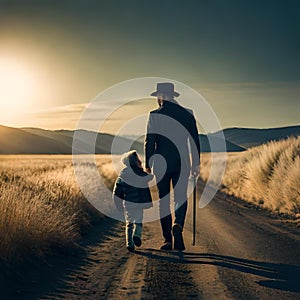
left=213, top=125, right=300, bottom=148
left=199, top=134, right=245, bottom=152
left=0, top=125, right=71, bottom=154
left=0, top=124, right=299, bottom=154
left=0, top=126, right=142, bottom=154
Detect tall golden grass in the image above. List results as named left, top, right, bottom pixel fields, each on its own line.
left=1, top=138, right=298, bottom=263
left=0, top=155, right=113, bottom=262
left=201, top=136, right=300, bottom=220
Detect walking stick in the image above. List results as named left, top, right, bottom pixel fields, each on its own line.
left=192, top=175, right=197, bottom=246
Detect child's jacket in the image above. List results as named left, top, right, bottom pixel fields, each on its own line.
left=113, top=166, right=153, bottom=210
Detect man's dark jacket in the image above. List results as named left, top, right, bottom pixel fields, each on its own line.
left=145, top=100, right=200, bottom=174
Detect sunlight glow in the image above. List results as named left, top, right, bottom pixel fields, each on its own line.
left=0, top=58, right=35, bottom=123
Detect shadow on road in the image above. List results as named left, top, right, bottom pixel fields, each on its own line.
left=0, top=217, right=121, bottom=300
left=135, top=249, right=300, bottom=293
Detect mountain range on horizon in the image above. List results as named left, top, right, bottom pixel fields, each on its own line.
left=0, top=124, right=299, bottom=154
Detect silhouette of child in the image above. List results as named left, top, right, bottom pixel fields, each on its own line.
left=113, top=150, right=153, bottom=251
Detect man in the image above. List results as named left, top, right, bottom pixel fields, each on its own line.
left=145, top=82, right=200, bottom=250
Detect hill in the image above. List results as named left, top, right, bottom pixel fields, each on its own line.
left=0, top=124, right=299, bottom=154
left=199, top=134, right=245, bottom=152
left=216, top=125, right=300, bottom=148
left=120, top=134, right=245, bottom=152
left=0, top=125, right=71, bottom=154
left=0, top=126, right=142, bottom=154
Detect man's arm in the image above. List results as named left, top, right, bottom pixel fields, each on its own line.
left=189, top=112, right=200, bottom=176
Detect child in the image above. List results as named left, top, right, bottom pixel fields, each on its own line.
left=113, top=150, right=153, bottom=251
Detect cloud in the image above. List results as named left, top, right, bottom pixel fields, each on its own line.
left=31, top=103, right=87, bottom=116
left=199, top=80, right=300, bottom=93
left=23, top=100, right=152, bottom=132
left=29, top=102, right=115, bottom=119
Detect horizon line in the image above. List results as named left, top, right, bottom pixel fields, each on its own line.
left=1, top=123, right=300, bottom=136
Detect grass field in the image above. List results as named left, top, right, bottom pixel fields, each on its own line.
left=0, top=155, right=117, bottom=263
left=201, top=136, right=300, bottom=223
left=1, top=137, right=299, bottom=263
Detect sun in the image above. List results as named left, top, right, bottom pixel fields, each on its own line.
left=0, top=58, right=35, bottom=123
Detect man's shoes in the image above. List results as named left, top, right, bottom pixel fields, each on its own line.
left=160, top=241, right=172, bottom=250
left=172, top=224, right=185, bottom=251
left=127, top=245, right=135, bottom=252
left=133, top=236, right=142, bottom=247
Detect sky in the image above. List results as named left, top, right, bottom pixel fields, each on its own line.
left=0, top=0, right=299, bottom=134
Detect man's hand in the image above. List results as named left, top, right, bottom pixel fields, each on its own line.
left=191, top=165, right=200, bottom=177
left=145, top=167, right=152, bottom=174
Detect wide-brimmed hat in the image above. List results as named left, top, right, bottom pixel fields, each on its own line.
left=150, top=82, right=180, bottom=97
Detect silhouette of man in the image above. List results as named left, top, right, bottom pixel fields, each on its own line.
left=145, top=82, right=200, bottom=250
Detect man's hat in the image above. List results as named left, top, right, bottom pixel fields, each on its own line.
left=150, top=82, right=180, bottom=97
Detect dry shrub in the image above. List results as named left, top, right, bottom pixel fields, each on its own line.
left=264, top=140, right=300, bottom=214
left=199, top=153, right=212, bottom=182
left=0, top=182, right=79, bottom=261
left=0, top=155, right=112, bottom=262
left=200, top=137, right=300, bottom=219
left=243, top=140, right=288, bottom=204
left=219, top=152, right=248, bottom=198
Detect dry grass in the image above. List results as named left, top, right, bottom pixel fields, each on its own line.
left=2, top=139, right=298, bottom=263
left=0, top=155, right=113, bottom=262
left=201, top=137, right=300, bottom=221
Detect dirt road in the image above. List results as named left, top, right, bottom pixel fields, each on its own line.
left=8, top=181, right=300, bottom=299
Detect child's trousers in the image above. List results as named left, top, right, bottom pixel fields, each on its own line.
left=124, top=206, right=143, bottom=248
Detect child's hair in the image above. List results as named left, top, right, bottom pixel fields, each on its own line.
left=121, top=150, right=139, bottom=167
